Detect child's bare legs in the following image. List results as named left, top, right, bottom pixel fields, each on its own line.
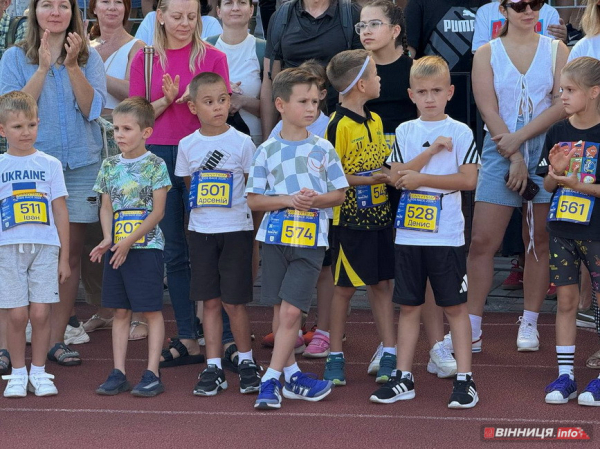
left=0, top=310, right=8, bottom=366
left=270, top=302, right=302, bottom=371
left=445, top=303, right=472, bottom=373
left=367, top=280, right=395, bottom=348
left=223, top=303, right=252, bottom=354
left=203, top=298, right=223, bottom=360
left=556, top=284, right=579, bottom=347
left=521, top=204, right=550, bottom=314
left=422, top=282, right=444, bottom=347
left=6, top=306, right=28, bottom=369
left=30, top=304, right=52, bottom=367
left=112, top=308, right=132, bottom=374
left=396, top=305, right=421, bottom=372
left=330, top=286, right=355, bottom=352
left=315, top=266, right=334, bottom=332
left=143, top=311, right=164, bottom=376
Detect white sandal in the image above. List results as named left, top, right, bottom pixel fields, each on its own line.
left=82, top=314, right=113, bottom=333
left=129, top=321, right=148, bottom=341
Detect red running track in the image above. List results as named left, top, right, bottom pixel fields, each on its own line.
left=0, top=305, right=598, bottom=448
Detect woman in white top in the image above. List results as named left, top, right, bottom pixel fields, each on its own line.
left=468, top=0, right=568, bottom=353
left=212, top=0, right=262, bottom=144
left=569, top=0, right=600, bottom=61
left=89, top=0, right=145, bottom=115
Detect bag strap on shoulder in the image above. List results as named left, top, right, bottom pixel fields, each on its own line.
left=6, top=16, right=26, bottom=48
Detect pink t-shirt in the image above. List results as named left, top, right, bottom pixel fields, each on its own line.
left=129, top=43, right=231, bottom=145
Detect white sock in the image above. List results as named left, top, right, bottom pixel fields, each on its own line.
left=29, top=364, right=45, bottom=375
left=522, top=310, right=539, bottom=326
left=262, top=367, right=282, bottom=383
left=382, top=347, right=396, bottom=356
left=400, top=371, right=413, bottom=381
left=238, top=350, right=253, bottom=364
left=469, top=314, right=482, bottom=340
left=207, top=358, right=222, bottom=370
left=283, top=363, right=300, bottom=382
left=330, top=351, right=343, bottom=357
left=298, top=330, right=303, bottom=337
left=315, top=329, right=330, bottom=338
left=12, top=366, right=27, bottom=376
left=457, top=372, right=472, bottom=381
left=557, top=345, right=575, bottom=379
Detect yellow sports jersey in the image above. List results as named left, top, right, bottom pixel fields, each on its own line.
left=326, top=105, right=392, bottom=230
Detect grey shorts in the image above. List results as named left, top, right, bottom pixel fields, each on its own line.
left=64, top=161, right=101, bottom=223
left=0, top=244, right=60, bottom=308
left=475, top=116, right=552, bottom=207
left=260, top=244, right=325, bottom=313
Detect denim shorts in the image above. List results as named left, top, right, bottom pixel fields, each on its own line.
left=64, top=160, right=101, bottom=223
left=475, top=116, right=552, bottom=207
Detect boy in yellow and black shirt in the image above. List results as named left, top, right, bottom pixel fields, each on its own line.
left=324, top=50, right=396, bottom=387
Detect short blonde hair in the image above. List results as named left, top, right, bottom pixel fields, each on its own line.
left=0, top=91, right=38, bottom=124
left=409, top=56, right=450, bottom=86
left=326, top=49, right=371, bottom=93
left=562, top=56, right=600, bottom=113
left=581, top=0, right=600, bottom=36
left=113, top=97, right=155, bottom=129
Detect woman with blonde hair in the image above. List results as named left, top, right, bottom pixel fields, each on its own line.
left=129, top=0, right=231, bottom=368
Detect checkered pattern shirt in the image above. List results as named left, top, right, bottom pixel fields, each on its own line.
left=0, top=12, right=27, bottom=154
left=245, top=133, right=348, bottom=247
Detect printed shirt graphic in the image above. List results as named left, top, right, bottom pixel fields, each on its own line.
left=94, top=152, right=171, bottom=250
left=0, top=150, right=68, bottom=246
left=326, top=106, right=392, bottom=230
left=245, top=133, right=348, bottom=247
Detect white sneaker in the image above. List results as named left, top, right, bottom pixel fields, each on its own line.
left=64, top=324, right=90, bottom=345
left=427, top=341, right=457, bottom=378
left=2, top=373, right=28, bottom=398
left=516, top=317, right=539, bottom=351
left=28, top=372, right=58, bottom=396
left=442, top=332, right=482, bottom=354
left=367, top=342, right=383, bottom=375
left=25, top=320, right=32, bottom=344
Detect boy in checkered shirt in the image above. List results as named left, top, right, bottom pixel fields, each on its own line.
left=245, top=68, right=348, bottom=410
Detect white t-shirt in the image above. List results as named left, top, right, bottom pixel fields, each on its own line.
left=175, top=126, right=255, bottom=233
left=135, top=13, right=223, bottom=45
left=472, top=1, right=560, bottom=53
left=269, top=111, right=330, bottom=140
left=214, top=34, right=262, bottom=143
left=0, top=151, right=68, bottom=247
left=568, top=34, right=600, bottom=62
left=387, top=117, right=479, bottom=247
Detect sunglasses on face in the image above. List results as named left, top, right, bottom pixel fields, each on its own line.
left=505, top=0, right=544, bottom=14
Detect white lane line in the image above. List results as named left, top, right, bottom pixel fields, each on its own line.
left=162, top=320, right=560, bottom=326
left=1, top=407, right=598, bottom=424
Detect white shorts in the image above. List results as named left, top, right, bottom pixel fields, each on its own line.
left=0, top=244, right=60, bottom=308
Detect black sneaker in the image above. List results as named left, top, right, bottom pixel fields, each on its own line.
left=131, top=370, right=165, bottom=397
left=448, top=375, right=478, bottom=409
left=193, top=365, right=227, bottom=396
left=369, top=372, right=415, bottom=404
left=238, top=359, right=261, bottom=394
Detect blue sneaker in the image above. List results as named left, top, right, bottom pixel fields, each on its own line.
left=376, top=352, right=397, bottom=384
left=578, top=378, right=600, bottom=407
left=282, top=371, right=333, bottom=402
left=131, top=370, right=165, bottom=397
left=96, top=369, right=131, bottom=395
left=545, top=374, right=577, bottom=404
left=324, top=353, right=346, bottom=386
left=254, top=378, right=282, bottom=410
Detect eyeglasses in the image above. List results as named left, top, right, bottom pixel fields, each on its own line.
left=354, top=20, right=392, bottom=35
left=505, top=0, right=544, bottom=14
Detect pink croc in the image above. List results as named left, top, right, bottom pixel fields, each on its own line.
left=302, top=333, right=330, bottom=358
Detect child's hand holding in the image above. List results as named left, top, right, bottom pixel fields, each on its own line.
left=290, top=190, right=316, bottom=211
left=109, top=238, right=134, bottom=269
left=371, top=172, right=390, bottom=184
left=549, top=145, right=577, bottom=176
left=58, top=258, right=71, bottom=284
left=396, top=170, right=422, bottom=190
left=430, top=136, right=453, bottom=155
left=548, top=164, right=580, bottom=190
left=89, top=238, right=112, bottom=263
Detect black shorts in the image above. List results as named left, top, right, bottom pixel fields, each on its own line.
left=189, top=230, right=253, bottom=305
left=102, top=249, right=164, bottom=312
left=549, top=236, right=600, bottom=288
left=393, top=245, right=467, bottom=307
left=322, top=220, right=334, bottom=267
left=330, top=226, right=395, bottom=287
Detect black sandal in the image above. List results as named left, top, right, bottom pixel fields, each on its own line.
left=0, top=349, right=11, bottom=375
left=47, top=343, right=82, bottom=366
left=159, top=338, right=204, bottom=368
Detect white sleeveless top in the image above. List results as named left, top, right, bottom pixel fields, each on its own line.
left=104, top=39, right=139, bottom=109
left=490, top=35, right=554, bottom=133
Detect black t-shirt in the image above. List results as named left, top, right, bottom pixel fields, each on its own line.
left=265, top=0, right=363, bottom=114
left=367, top=55, right=417, bottom=136
left=536, top=119, right=600, bottom=240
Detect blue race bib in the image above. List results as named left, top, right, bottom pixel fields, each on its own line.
left=265, top=208, right=319, bottom=248
left=189, top=170, right=233, bottom=209
left=355, top=169, right=388, bottom=209
left=1, top=193, right=50, bottom=230
left=112, top=209, right=149, bottom=247
left=395, top=190, right=441, bottom=233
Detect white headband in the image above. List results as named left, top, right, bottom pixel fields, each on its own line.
left=340, top=56, right=371, bottom=95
